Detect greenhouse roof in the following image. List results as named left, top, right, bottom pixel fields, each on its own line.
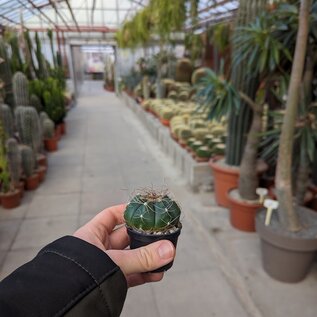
left=0, top=0, right=238, bottom=34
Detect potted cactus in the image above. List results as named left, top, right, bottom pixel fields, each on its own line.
left=42, top=116, right=58, bottom=152
left=124, top=189, right=182, bottom=272
left=20, top=145, right=39, bottom=190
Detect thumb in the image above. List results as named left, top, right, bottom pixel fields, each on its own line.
left=106, top=240, right=175, bottom=274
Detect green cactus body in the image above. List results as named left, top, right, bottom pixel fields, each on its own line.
left=30, top=94, right=43, bottom=113
left=191, top=67, right=208, bottom=85
left=0, top=104, right=14, bottom=138
left=13, top=72, right=29, bottom=107
left=43, top=118, right=55, bottom=139
left=0, top=39, right=14, bottom=108
left=6, top=138, right=21, bottom=185
left=124, top=192, right=181, bottom=232
left=20, top=145, right=35, bottom=178
left=175, top=58, right=193, bottom=83
left=15, top=106, right=42, bottom=154
left=196, top=146, right=212, bottom=158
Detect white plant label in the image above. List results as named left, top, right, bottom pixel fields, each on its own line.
left=264, top=199, right=279, bottom=226
left=256, top=188, right=269, bottom=204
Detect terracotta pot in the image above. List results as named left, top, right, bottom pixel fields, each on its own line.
left=160, top=118, right=170, bottom=127
left=60, top=122, right=66, bottom=135
left=256, top=208, right=317, bottom=283
left=195, top=156, right=210, bottom=163
left=36, top=166, right=47, bottom=183
left=37, top=153, right=47, bottom=167
left=15, top=181, right=25, bottom=199
left=44, top=137, right=58, bottom=152
left=209, top=157, right=239, bottom=207
left=0, top=189, right=21, bottom=209
left=26, top=173, right=40, bottom=190
left=228, top=188, right=262, bottom=232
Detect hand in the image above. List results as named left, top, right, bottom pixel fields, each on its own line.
left=73, top=204, right=176, bottom=287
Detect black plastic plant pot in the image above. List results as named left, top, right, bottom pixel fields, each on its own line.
left=126, top=225, right=182, bottom=273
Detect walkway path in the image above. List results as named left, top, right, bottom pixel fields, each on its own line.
left=0, top=81, right=316, bottom=317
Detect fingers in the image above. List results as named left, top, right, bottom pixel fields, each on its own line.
left=109, top=226, right=130, bottom=249
left=126, top=272, right=164, bottom=288
left=106, top=240, right=175, bottom=275
left=90, top=204, right=127, bottom=233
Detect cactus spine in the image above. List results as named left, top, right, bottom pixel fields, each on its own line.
left=124, top=190, right=181, bottom=232
left=42, top=118, right=55, bottom=139
left=15, top=106, right=42, bottom=155
left=0, top=104, right=14, bottom=138
left=6, top=138, right=21, bottom=186
left=13, top=72, right=29, bottom=107
left=20, top=145, right=35, bottom=178
left=226, top=0, right=268, bottom=166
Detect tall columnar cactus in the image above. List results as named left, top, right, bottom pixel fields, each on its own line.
left=42, top=118, right=55, bottom=139
left=0, top=39, right=14, bottom=108
left=175, top=58, right=193, bottom=83
left=20, top=145, right=35, bottom=178
left=124, top=190, right=181, bottom=232
left=30, top=94, right=43, bottom=113
left=0, top=104, right=14, bottom=138
left=13, top=72, right=29, bottom=107
left=15, top=106, right=42, bottom=155
left=6, top=138, right=21, bottom=186
left=226, top=0, right=268, bottom=166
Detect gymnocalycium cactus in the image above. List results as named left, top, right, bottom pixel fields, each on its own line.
left=124, top=189, right=181, bottom=233
left=124, top=189, right=182, bottom=272
left=6, top=138, right=21, bottom=186
left=13, top=72, right=29, bottom=107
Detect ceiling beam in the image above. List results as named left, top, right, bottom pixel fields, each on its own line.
left=26, top=0, right=58, bottom=28
left=49, top=0, right=71, bottom=30
left=91, top=0, right=96, bottom=26
left=198, top=0, right=234, bottom=14
left=64, top=0, right=80, bottom=32
left=0, top=14, right=21, bottom=26
left=26, top=26, right=117, bottom=33
left=129, top=0, right=146, bottom=7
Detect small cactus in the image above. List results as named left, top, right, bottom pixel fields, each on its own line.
left=13, top=72, right=29, bottom=107
left=42, top=118, right=55, bottom=139
left=30, top=94, right=43, bottom=113
left=124, top=189, right=181, bottom=233
left=20, top=145, right=35, bottom=178
left=0, top=104, right=14, bottom=138
left=6, top=138, right=21, bottom=186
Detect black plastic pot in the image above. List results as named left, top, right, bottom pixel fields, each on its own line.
left=256, top=208, right=317, bottom=283
left=126, top=225, right=182, bottom=273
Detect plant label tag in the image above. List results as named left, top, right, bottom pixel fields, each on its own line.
left=264, top=199, right=279, bottom=226
left=256, top=188, right=269, bottom=204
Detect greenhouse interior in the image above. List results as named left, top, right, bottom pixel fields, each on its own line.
left=0, top=0, right=316, bottom=316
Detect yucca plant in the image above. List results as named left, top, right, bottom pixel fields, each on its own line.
left=196, top=11, right=292, bottom=201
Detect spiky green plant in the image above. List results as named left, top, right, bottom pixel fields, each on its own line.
left=42, top=118, right=55, bottom=139
left=30, top=94, right=43, bottom=113
left=6, top=138, right=21, bottom=186
left=20, top=145, right=35, bottom=178
left=0, top=104, right=14, bottom=138
left=175, top=58, right=193, bottom=83
left=13, top=72, right=29, bottom=107
left=15, top=106, right=42, bottom=155
left=0, top=39, right=14, bottom=108
left=124, top=189, right=181, bottom=233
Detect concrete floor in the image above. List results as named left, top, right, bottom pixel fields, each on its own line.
left=0, top=81, right=316, bottom=317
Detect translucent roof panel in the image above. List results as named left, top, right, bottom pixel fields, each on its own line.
left=0, top=0, right=237, bottom=34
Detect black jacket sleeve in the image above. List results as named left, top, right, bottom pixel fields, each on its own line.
left=0, top=236, right=127, bottom=317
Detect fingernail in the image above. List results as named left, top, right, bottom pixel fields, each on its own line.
left=158, top=242, right=174, bottom=259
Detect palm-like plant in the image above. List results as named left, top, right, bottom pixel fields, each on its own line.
left=196, top=11, right=291, bottom=200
